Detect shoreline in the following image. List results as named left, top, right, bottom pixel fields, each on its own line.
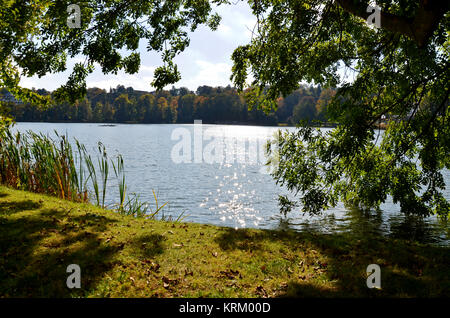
left=12, top=120, right=386, bottom=130
left=0, top=185, right=448, bottom=297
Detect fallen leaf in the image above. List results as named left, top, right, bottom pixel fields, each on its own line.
left=142, top=260, right=160, bottom=272
left=162, top=276, right=179, bottom=286
left=256, top=285, right=268, bottom=297
left=226, top=281, right=237, bottom=288
left=219, top=269, right=242, bottom=279
left=115, top=243, right=125, bottom=250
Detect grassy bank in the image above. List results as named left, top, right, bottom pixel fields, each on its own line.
left=0, top=185, right=449, bottom=298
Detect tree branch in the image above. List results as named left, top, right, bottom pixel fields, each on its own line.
left=335, top=0, right=449, bottom=47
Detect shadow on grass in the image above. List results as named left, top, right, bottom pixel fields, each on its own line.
left=131, top=234, right=166, bottom=259
left=0, top=201, right=126, bottom=297
left=0, top=200, right=42, bottom=215
left=214, top=213, right=450, bottom=297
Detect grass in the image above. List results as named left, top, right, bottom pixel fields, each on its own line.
left=0, top=185, right=449, bottom=298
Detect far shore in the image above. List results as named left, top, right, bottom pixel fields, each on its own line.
left=14, top=120, right=388, bottom=130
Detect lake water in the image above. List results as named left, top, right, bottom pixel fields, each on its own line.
left=13, top=122, right=450, bottom=245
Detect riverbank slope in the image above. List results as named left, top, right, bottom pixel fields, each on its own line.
left=0, top=186, right=448, bottom=297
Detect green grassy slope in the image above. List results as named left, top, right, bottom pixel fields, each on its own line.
left=0, top=186, right=449, bottom=297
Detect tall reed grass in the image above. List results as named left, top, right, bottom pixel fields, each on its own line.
left=0, top=124, right=169, bottom=219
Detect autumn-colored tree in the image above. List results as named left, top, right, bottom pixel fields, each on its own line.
left=315, top=89, right=336, bottom=122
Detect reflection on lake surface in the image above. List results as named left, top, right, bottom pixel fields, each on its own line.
left=13, top=122, right=450, bottom=245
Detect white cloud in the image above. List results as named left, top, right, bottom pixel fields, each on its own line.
left=177, top=60, right=232, bottom=90
left=216, top=23, right=233, bottom=38
left=20, top=64, right=157, bottom=91
left=87, top=65, right=156, bottom=91
left=216, top=5, right=257, bottom=42
left=87, top=75, right=154, bottom=91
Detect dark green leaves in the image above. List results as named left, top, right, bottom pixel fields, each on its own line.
left=233, top=0, right=449, bottom=218
left=0, top=0, right=228, bottom=105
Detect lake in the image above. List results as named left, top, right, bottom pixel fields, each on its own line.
left=13, top=122, right=450, bottom=245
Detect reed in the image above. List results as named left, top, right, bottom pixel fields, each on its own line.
left=0, top=126, right=84, bottom=201
left=0, top=124, right=170, bottom=219
left=148, top=189, right=168, bottom=219
left=98, top=142, right=109, bottom=209
left=112, top=154, right=126, bottom=213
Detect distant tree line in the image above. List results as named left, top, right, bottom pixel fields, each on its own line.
left=2, top=85, right=336, bottom=126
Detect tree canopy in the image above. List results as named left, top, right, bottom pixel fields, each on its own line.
left=1, top=0, right=449, bottom=217
left=230, top=0, right=449, bottom=217
left=0, top=0, right=227, bottom=105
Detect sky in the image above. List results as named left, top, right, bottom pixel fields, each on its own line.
left=20, top=2, right=257, bottom=93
